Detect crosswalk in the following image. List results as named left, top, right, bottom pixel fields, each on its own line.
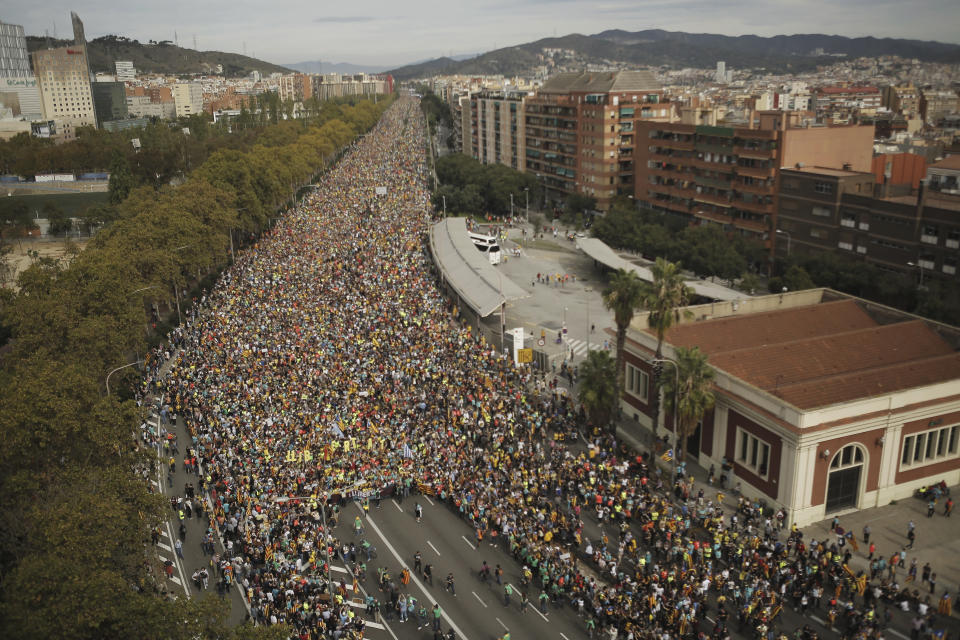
left=563, top=336, right=607, bottom=358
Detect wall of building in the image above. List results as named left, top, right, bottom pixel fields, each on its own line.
left=781, top=125, right=874, bottom=173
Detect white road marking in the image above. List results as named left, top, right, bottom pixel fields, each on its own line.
left=560, top=634, right=571, bottom=640
left=335, top=555, right=398, bottom=640
left=461, top=535, right=476, bottom=550
left=343, top=600, right=388, bottom=631
left=170, top=575, right=181, bottom=585
left=706, top=616, right=715, bottom=623
left=889, top=630, right=909, bottom=640
left=811, top=615, right=824, bottom=624
left=151, top=479, right=159, bottom=487
left=361, top=509, right=470, bottom=640
left=163, top=520, right=190, bottom=599
left=472, top=591, right=487, bottom=608
left=496, top=617, right=508, bottom=630
left=427, top=540, right=441, bottom=556
left=392, top=499, right=403, bottom=512
left=423, top=495, right=434, bottom=506
left=157, top=542, right=172, bottom=552
left=509, top=584, right=548, bottom=622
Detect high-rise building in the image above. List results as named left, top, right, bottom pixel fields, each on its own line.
left=715, top=61, right=727, bottom=84
left=31, top=13, right=96, bottom=139
left=523, top=70, right=665, bottom=210
left=173, top=82, right=203, bottom=117
left=468, top=90, right=527, bottom=171
left=0, top=20, right=44, bottom=120
left=115, top=61, right=136, bottom=82
left=1, top=21, right=31, bottom=77
left=92, top=81, right=129, bottom=124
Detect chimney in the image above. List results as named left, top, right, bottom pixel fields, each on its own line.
left=842, top=162, right=852, bottom=171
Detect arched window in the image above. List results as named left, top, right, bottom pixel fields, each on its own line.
left=830, top=444, right=864, bottom=470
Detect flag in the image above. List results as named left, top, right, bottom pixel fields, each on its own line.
left=661, top=449, right=674, bottom=462
left=402, top=443, right=414, bottom=459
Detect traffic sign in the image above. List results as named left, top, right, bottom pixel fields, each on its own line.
left=517, top=349, right=533, bottom=363
left=537, top=338, right=545, bottom=347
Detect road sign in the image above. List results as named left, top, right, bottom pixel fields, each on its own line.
left=537, top=338, right=545, bottom=347
left=517, top=349, right=533, bottom=363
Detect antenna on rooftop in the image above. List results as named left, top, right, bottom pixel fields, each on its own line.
left=174, top=30, right=179, bottom=47
left=193, top=35, right=198, bottom=50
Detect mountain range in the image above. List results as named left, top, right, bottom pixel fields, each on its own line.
left=387, top=29, right=960, bottom=79
left=25, top=34, right=292, bottom=77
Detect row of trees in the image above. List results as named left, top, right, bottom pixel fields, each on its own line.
left=0, top=94, right=394, bottom=638
left=579, top=258, right=716, bottom=463
left=432, top=153, right=539, bottom=218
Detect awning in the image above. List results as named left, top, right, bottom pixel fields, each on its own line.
left=575, top=237, right=748, bottom=302
left=429, top=217, right=530, bottom=317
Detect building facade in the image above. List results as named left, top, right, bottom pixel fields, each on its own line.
left=31, top=15, right=96, bottom=139
left=468, top=90, right=527, bottom=171
left=524, top=70, right=665, bottom=210
left=777, top=160, right=960, bottom=283
left=173, top=82, right=203, bottom=117
left=92, top=81, right=129, bottom=124
left=114, top=61, right=136, bottom=82
left=635, top=112, right=873, bottom=248
left=620, top=289, right=960, bottom=527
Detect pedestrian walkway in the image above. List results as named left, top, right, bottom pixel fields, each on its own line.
left=563, top=336, right=603, bottom=359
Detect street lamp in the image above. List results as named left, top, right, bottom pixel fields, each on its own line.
left=106, top=359, right=143, bottom=395
left=907, top=261, right=925, bottom=289
left=510, top=193, right=514, bottom=220
left=776, top=229, right=791, bottom=256
left=653, top=357, right=680, bottom=482
left=524, top=188, right=530, bottom=222
left=442, top=194, right=446, bottom=218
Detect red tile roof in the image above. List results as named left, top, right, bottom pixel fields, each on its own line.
left=651, top=299, right=960, bottom=409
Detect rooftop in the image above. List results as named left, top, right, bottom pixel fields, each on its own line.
left=646, top=295, right=960, bottom=410
left=540, top=70, right=659, bottom=94
left=930, top=155, right=960, bottom=171
left=785, top=166, right=871, bottom=178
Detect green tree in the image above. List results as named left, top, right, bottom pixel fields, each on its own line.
left=602, top=268, right=647, bottom=426
left=782, top=264, right=815, bottom=291
left=107, top=151, right=135, bottom=205
left=659, top=346, right=715, bottom=461
left=43, top=202, right=72, bottom=236
left=578, top=349, right=619, bottom=429
left=643, top=258, right=694, bottom=434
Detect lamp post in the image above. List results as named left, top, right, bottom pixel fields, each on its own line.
left=776, top=229, right=791, bottom=256
left=510, top=193, right=514, bottom=220
left=442, top=195, right=446, bottom=218
left=524, top=188, right=529, bottom=222
left=653, top=356, right=680, bottom=482
left=907, top=261, right=925, bottom=289
left=106, top=359, right=143, bottom=395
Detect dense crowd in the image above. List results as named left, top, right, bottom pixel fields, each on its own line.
left=148, top=98, right=954, bottom=640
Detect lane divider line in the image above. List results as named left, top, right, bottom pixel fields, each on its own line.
left=360, top=507, right=470, bottom=640
left=472, top=591, right=487, bottom=608
left=427, top=540, right=441, bottom=556
left=461, top=535, right=476, bottom=550
left=509, top=583, right=548, bottom=622
left=391, top=499, right=403, bottom=512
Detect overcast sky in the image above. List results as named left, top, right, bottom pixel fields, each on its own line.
left=5, top=0, right=958, bottom=68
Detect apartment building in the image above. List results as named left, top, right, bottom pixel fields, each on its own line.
left=814, top=85, right=881, bottom=120
left=524, top=70, right=665, bottom=209
left=92, top=81, right=128, bottom=124
left=776, top=158, right=960, bottom=283
left=921, top=89, right=960, bottom=124
left=467, top=90, right=527, bottom=171
left=882, top=83, right=920, bottom=117
left=31, top=13, right=96, bottom=140
left=278, top=73, right=312, bottom=103
left=173, top=82, right=203, bottom=117
left=635, top=112, right=873, bottom=247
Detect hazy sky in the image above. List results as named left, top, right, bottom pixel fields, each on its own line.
left=5, top=0, right=958, bottom=68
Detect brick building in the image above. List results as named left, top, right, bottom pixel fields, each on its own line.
left=776, top=159, right=960, bottom=283
left=523, top=70, right=667, bottom=210
left=620, top=289, right=960, bottom=527
left=467, top=90, right=528, bottom=171
left=635, top=111, right=873, bottom=248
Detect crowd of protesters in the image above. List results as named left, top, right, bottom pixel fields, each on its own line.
left=142, top=98, right=955, bottom=640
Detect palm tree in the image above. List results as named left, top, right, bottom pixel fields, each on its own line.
left=660, top=346, right=715, bottom=461
left=602, top=268, right=647, bottom=421
left=644, top=257, right=694, bottom=433
left=577, top=350, right=618, bottom=430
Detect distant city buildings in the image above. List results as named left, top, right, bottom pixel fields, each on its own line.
left=173, top=82, right=203, bottom=117
left=31, top=12, right=96, bottom=140
left=114, top=60, right=136, bottom=82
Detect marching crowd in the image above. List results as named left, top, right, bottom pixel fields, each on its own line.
left=144, top=98, right=955, bottom=640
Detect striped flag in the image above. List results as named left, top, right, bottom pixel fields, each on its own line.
left=661, top=449, right=674, bottom=462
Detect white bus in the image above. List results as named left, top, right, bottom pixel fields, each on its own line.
left=469, top=231, right=501, bottom=265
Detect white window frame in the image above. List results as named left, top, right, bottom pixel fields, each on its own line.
left=901, top=424, right=960, bottom=469
left=735, top=428, right=771, bottom=480
left=625, top=364, right=649, bottom=403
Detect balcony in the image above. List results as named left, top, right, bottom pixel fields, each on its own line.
left=733, top=145, right=774, bottom=159
left=736, top=199, right=774, bottom=215
left=858, top=222, right=870, bottom=231
left=841, top=219, right=856, bottom=228
left=695, top=175, right=734, bottom=189
left=945, top=265, right=957, bottom=275
left=694, top=192, right=733, bottom=207
left=694, top=210, right=733, bottom=225
left=658, top=138, right=694, bottom=151
left=919, top=259, right=935, bottom=270
left=921, top=234, right=939, bottom=245
left=694, top=142, right=734, bottom=155
left=946, top=239, right=959, bottom=249
left=736, top=165, right=776, bottom=179
left=733, top=218, right=768, bottom=234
